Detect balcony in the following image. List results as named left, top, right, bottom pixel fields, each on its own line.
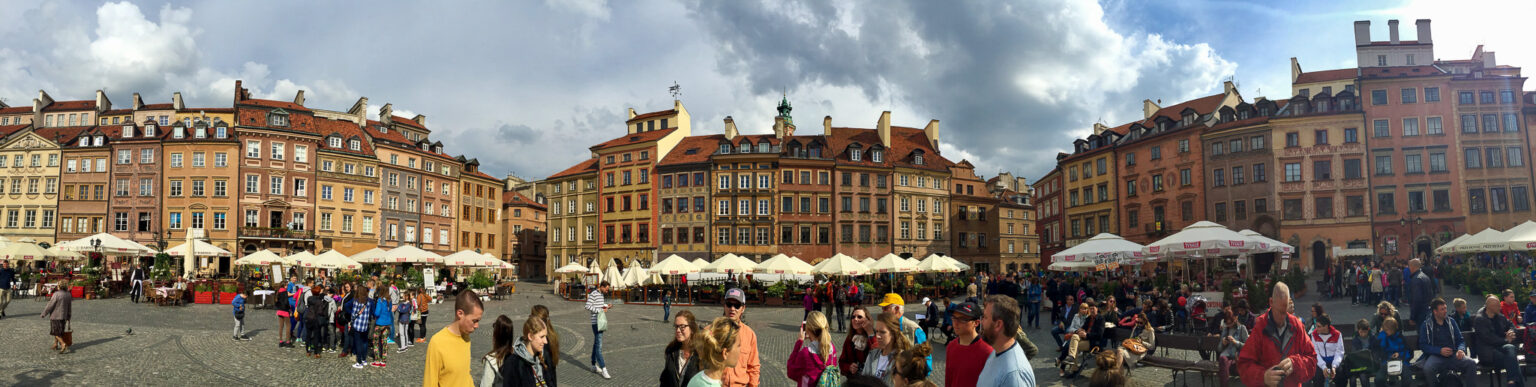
left=238, top=227, right=315, bottom=241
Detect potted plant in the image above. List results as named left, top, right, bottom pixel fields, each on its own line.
left=71, top=279, right=89, bottom=299
left=764, top=282, right=788, bottom=306
left=219, top=283, right=238, bottom=305
left=194, top=282, right=215, bottom=304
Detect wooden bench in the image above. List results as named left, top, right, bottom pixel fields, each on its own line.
left=1139, top=334, right=1220, bottom=386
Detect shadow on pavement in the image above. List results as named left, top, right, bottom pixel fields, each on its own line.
left=12, top=369, right=67, bottom=387
left=69, top=336, right=121, bottom=351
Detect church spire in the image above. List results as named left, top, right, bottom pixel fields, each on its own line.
left=776, top=93, right=793, bottom=126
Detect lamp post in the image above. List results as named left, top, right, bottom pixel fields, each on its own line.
left=1399, top=216, right=1423, bottom=259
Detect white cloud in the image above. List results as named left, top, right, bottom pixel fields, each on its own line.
left=544, top=0, right=611, bottom=20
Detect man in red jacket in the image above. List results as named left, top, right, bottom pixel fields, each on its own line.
left=1238, top=282, right=1316, bottom=387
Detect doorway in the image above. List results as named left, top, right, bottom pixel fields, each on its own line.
left=269, top=211, right=283, bottom=228
left=1416, top=239, right=1432, bottom=260
left=1312, top=241, right=1328, bottom=271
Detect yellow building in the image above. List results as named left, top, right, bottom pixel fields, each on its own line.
left=0, top=124, right=70, bottom=244
left=545, top=158, right=600, bottom=276
left=1061, top=123, right=1123, bottom=247
left=162, top=115, right=242, bottom=273
left=458, top=159, right=503, bottom=259
left=592, top=102, right=691, bottom=265
left=314, top=114, right=381, bottom=255
left=892, top=164, right=949, bottom=257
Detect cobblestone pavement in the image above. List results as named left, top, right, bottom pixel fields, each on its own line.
left=0, top=279, right=1482, bottom=386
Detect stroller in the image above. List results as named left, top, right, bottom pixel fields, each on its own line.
left=1188, top=295, right=1210, bottom=334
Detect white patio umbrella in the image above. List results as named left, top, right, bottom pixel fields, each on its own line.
left=383, top=245, right=443, bottom=264
left=46, top=246, right=86, bottom=261
left=284, top=251, right=315, bottom=266
left=755, top=254, right=813, bottom=275
left=1048, top=259, right=1109, bottom=272
left=1456, top=228, right=1508, bottom=253
left=55, top=233, right=157, bottom=255
left=0, top=242, right=52, bottom=261
left=916, top=255, right=964, bottom=273
left=621, top=261, right=649, bottom=288
left=163, top=239, right=233, bottom=258
left=1237, top=230, right=1295, bottom=254
left=604, top=260, right=624, bottom=289
left=304, top=250, right=362, bottom=270
left=1435, top=234, right=1470, bottom=254
left=554, top=262, right=590, bottom=274
left=705, top=253, right=757, bottom=274
left=1144, top=221, right=1261, bottom=259
left=651, top=255, right=701, bottom=275
left=1336, top=248, right=1375, bottom=258
left=690, top=258, right=711, bottom=270
left=861, top=257, right=878, bottom=267
left=1502, top=222, right=1536, bottom=251
left=234, top=250, right=285, bottom=266
left=442, top=250, right=489, bottom=267
left=869, top=253, right=917, bottom=274
left=1051, top=233, right=1148, bottom=264
left=349, top=247, right=389, bottom=264
left=816, top=253, right=871, bottom=277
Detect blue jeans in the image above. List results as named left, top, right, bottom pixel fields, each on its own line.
left=352, top=329, right=370, bottom=364
left=1027, top=302, right=1041, bottom=328
left=1421, top=354, right=1476, bottom=387
left=1051, top=326, right=1067, bottom=349
left=663, top=304, right=670, bottom=321
left=591, top=323, right=606, bottom=368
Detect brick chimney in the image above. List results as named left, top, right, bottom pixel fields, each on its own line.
left=923, top=119, right=940, bottom=150
left=1353, top=21, right=1371, bottom=46
left=876, top=111, right=891, bottom=147
left=723, top=116, right=738, bottom=139
left=1142, top=99, right=1161, bottom=120
left=823, top=116, right=831, bottom=135
left=1388, top=19, right=1399, bottom=44
left=172, top=92, right=184, bottom=111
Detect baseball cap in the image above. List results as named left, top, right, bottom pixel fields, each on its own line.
left=922, top=297, right=931, bottom=305
left=725, top=288, right=746, bottom=304
left=951, top=302, right=982, bottom=320
left=1528, top=289, right=1536, bottom=298
left=878, top=293, right=905, bottom=307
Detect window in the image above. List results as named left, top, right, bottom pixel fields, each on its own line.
left=1179, top=168, right=1191, bottom=186
left=1492, top=187, right=1510, bottom=212
left=1212, top=169, right=1225, bottom=186
left=1373, top=119, right=1390, bottom=137
left=1514, top=187, right=1531, bottom=212
left=1315, top=196, right=1334, bottom=218
left=1465, top=148, right=1483, bottom=168
left=1377, top=192, right=1396, bottom=214
left=1371, top=90, right=1387, bottom=105
left=1404, top=154, right=1423, bottom=173
left=1510, top=147, right=1525, bottom=167
left=1180, top=201, right=1193, bottom=222
left=1285, top=132, right=1300, bottom=147
left=1461, top=115, right=1478, bottom=133
left=1283, top=199, right=1303, bottom=220
left=1151, top=175, right=1163, bottom=192
left=1504, top=113, right=1520, bottom=132
left=1459, top=92, right=1475, bottom=105
left=1151, top=146, right=1163, bottom=159
left=1469, top=188, right=1487, bottom=214
left=1346, top=195, right=1366, bottom=217
left=1425, top=87, right=1440, bottom=102
left=1375, top=155, right=1394, bottom=175
left=138, top=178, right=152, bottom=196
left=1402, top=118, right=1419, bottom=136
left=1483, top=114, right=1499, bottom=132
left=269, top=176, right=284, bottom=195
left=1249, top=136, right=1264, bottom=150
left=1488, top=147, right=1505, bottom=168
left=1425, top=117, right=1442, bottom=135
left=1284, top=163, right=1302, bottom=182
left=1400, top=88, right=1417, bottom=104
left=1178, top=139, right=1189, bottom=153
left=1211, top=142, right=1224, bottom=155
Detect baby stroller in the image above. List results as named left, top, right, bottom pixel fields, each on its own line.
left=1188, top=295, right=1209, bottom=333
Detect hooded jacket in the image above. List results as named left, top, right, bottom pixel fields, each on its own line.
left=372, top=298, right=393, bottom=327
left=661, top=339, right=700, bottom=387
left=499, top=340, right=548, bottom=387
left=1237, top=311, right=1317, bottom=387
left=1310, top=326, right=1344, bottom=370
left=1417, top=314, right=1465, bottom=358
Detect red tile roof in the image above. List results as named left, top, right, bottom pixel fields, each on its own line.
left=465, top=169, right=498, bottom=181
left=314, top=117, right=375, bottom=157
left=548, top=158, right=599, bottom=179
left=42, top=100, right=95, bottom=112
left=363, top=120, right=413, bottom=144
left=0, top=124, right=30, bottom=138
left=0, top=106, right=31, bottom=114
left=33, top=126, right=94, bottom=144
left=658, top=134, right=725, bottom=166
left=729, top=134, right=780, bottom=146
left=627, top=109, right=676, bottom=123
left=503, top=190, right=546, bottom=210
left=1359, top=65, right=1445, bottom=79
left=1366, top=40, right=1423, bottom=46
left=824, top=127, right=889, bottom=168
left=237, top=105, right=316, bottom=134
left=390, top=116, right=425, bottom=129
left=888, top=126, right=950, bottom=171
left=1148, top=93, right=1225, bottom=123
left=1295, top=68, right=1357, bottom=84
left=591, top=128, right=676, bottom=150
left=238, top=98, right=311, bottom=112
left=140, top=103, right=175, bottom=110
left=191, top=108, right=234, bottom=114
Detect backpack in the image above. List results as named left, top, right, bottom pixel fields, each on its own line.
left=275, top=290, right=290, bottom=311
left=306, top=295, right=327, bottom=324
left=814, top=354, right=843, bottom=387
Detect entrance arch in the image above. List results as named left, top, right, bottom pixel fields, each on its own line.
left=1312, top=241, right=1328, bottom=271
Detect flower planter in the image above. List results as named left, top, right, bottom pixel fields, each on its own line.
left=765, top=296, right=784, bottom=306
left=71, top=286, right=84, bottom=298
left=219, top=292, right=236, bottom=305
left=195, top=291, right=215, bottom=304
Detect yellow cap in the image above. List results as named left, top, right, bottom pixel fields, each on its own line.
left=878, top=293, right=905, bottom=307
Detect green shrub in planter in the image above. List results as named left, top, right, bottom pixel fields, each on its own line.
left=469, top=271, right=494, bottom=290
left=195, top=283, right=213, bottom=293
left=219, top=283, right=237, bottom=293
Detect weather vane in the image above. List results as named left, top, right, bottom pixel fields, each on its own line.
left=669, top=81, right=682, bottom=99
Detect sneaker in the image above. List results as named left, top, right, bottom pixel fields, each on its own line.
left=600, top=367, right=611, bottom=379
left=353, top=363, right=366, bottom=369
left=415, top=338, right=425, bottom=343
left=232, top=337, right=240, bottom=342
left=374, top=362, right=387, bottom=368
left=240, top=336, right=251, bottom=341
left=397, top=348, right=408, bottom=354
left=386, top=339, right=395, bottom=344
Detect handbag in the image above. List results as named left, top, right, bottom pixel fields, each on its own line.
left=1121, top=338, right=1148, bottom=355
left=61, top=321, right=74, bottom=347
left=1385, top=360, right=1403, bottom=376
left=596, top=310, right=608, bottom=332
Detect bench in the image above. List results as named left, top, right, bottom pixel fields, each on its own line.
left=1139, top=334, right=1220, bottom=386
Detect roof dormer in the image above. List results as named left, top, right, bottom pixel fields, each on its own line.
left=143, top=121, right=157, bottom=137
left=267, top=108, right=289, bottom=127
left=348, top=137, right=361, bottom=151
left=327, top=135, right=342, bottom=148
left=171, top=120, right=186, bottom=139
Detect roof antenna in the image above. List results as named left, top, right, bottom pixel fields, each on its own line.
left=669, top=82, right=682, bottom=100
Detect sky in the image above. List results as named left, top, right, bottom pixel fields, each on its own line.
left=0, top=0, right=1530, bottom=183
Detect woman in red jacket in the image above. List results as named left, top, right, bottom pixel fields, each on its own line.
left=1237, top=283, right=1317, bottom=387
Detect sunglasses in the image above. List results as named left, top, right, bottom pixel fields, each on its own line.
left=726, top=302, right=744, bottom=309
left=851, top=315, right=866, bottom=320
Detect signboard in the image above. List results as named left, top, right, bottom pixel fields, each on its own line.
left=271, top=264, right=283, bottom=284
left=422, top=268, right=437, bottom=296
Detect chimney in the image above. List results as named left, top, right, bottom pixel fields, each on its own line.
left=1290, top=57, right=1301, bottom=83
left=1415, top=19, right=1432, bottom=44
left=412, top=114, right=427, bottom=128
left=627, top=108, right=636, bottom=120
left=876, top=111, right=891, bottom=147
left=1223, top=80, right=1236, bottom=95
left=1093, top=122, right=1108, bottom=135
left=823, top=116, right=832, bottom=135
left=1388, top=20, right=1399, bottom=44
left=1353, top=21, right=1371, bottom=46
left=172, top=92, right=184, bottom=111
left=1142, top=99, right=1161, bottom=119
left=347, top=97, right=369, bottom=126
left=380, top=103, right=393, bottom=124
left=923, top=119, right=940, bottom=150
left=95, top=89, right=108, bottom=112
left=1483, top=51, right=1497, bottom=68
left=292, top=90, right=306, bottom=106
left=132, top=93, right=144, bottom=110
left=723, top=116, right=738, bottom=139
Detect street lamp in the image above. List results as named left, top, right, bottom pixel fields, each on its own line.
left=1399, top=216, right=1423, bottom=258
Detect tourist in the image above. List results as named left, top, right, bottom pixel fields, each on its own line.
left=305, top=284, right=329, bottom=358
left=396, top=287, right=415, bottom=353
left=1368, top=301, right=1399, bottom=335
left=585, top=281, right=612, bottom=379
left=833, top=281, right=847, bottom=332
left=1050, top=294, right=1078, bottom=349
left=1309, top=315, right=1343, bottom=386
left=1305, top=303, right=1325, bottom=333
left=337, top=282, right=355, bottom=358
left=325, top=284, right=339, bottom=353
left=838, top=307, right=873, bottom=377
left=861, top=312, right=912, bottom=384
left=688, top=316, right=743, bottom=387
left=890, top=343, right=936, bottom=387
left=388, top=278, right=402, bottom=345
left=1088, top=349, right=1127, bottom=387
left=1408, top=259, right=1434, bottom=324
left=1059, top=302, right=1102, bottom=377
left=370, top=282, right=394, bottom=367
left=802, top=286, right=815, bottom=321
left=661, top=310, right=701, bottom=387
left=499, top=315, right=551, bottom=387
left=296, top=279, right=312, bottom=346
left=1473, top=295, right=1524, bottom=387
left=424, top=289, right=485, bottom=386
left=1374, top=317, right=1409, bottom=383
left=921, top=297, right=939, bottom=339
left=1237, top=282, right=1317, bottom=386
left=1025, top=278, right=1042, bottom=330
left=42, top=280, right=73, bottom=354
left=1214, top=306, right=1248, bottom=385
left=1118, top=312, right=1155, bottom=370
left=0, top=262, right=12, bottom=318
left=1450, top=297, right=1471, bottom=330
left=528, top=305, right=558, bottom=385
left=877, top=293, right=930, bottom=368
left=1419, top=298, right=1476, bottom=386
left=720, top=288, right=760, bottom=387
left=663, top=289, right=672, bottom=322
left=416, top=288, right=432, bottom=344
left=786, top=311, right=836, bottom=387
left=348, top=283, right=373, bottom=369
left=1522, top=291, right=1536, bottom=325
left=275, top=283, right=293, bottom=348
left=231, top=289, right=249, bottom=341
left=975, top=295, right=1036, bottom=386
left=1369, top=265, right=1384, bottom=304
left=1502, top=289, right=1523, bottom=324
left=944, top=301, right=991, bottom=387
left=128, top=263, right=146, bottom=304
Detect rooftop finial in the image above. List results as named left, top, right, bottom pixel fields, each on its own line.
left=669, top=81, right=682, bottom=100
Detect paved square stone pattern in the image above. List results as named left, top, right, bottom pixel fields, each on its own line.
left=0, top=280, right=1470, bottom=386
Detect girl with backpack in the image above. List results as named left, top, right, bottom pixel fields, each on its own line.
left=787, top=311, right=838, bottom=387
left=370, top=288, right=394, bottom=367
left=305, top=284, right=329, bottom=358
left=275, top=287, right=292, bottom=348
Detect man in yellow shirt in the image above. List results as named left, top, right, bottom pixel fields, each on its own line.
left=423, top=290, right=484, bottom=386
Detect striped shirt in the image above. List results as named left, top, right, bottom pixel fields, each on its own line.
left=351, top=298, right=372, bottom=332
left=586, top=289, right=605, bottom=324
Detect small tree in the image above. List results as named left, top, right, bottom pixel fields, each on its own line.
left=469, top=270, right=494, bottom=290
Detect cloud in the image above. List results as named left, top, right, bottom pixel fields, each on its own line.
left=683, top=0, right=1237, bottom=179
left=545, top=0, right=611, bottom=20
